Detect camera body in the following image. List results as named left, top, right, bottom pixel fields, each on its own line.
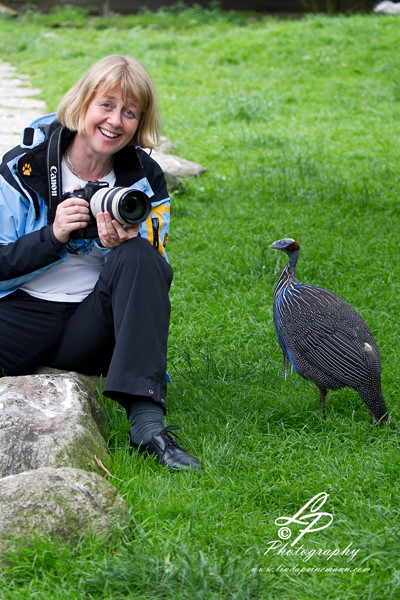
left=63, top=181, right=151, bottom=240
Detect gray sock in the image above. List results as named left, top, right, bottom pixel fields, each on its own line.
left=127, top=396, right=164, bottom=446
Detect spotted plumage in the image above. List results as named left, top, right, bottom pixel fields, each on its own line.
left=270, top=238, right=388, bottom=423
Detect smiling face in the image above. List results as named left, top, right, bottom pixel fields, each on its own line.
left=82, top=84, right=140, bottom=158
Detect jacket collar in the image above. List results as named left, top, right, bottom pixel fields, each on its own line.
left=17, top=122, right=146, bottom=205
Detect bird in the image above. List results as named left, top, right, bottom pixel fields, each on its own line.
left=270, top=237, right=388, bottom=424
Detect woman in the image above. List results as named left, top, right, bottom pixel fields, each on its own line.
left=0, top=54, right=201, bottom=471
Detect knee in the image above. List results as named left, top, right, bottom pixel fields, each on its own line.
left=106, top=237, right=173, bottom=286
left=113, top=236, right=156, bottom=260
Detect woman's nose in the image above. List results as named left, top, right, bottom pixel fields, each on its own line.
left=107, top=109, right=122, bottom=128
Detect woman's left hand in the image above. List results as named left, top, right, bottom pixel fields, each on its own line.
left=96, top=212, right=140, bottom=248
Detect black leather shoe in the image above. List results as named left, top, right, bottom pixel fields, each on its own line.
left=129, top=425, right=202, bottom=471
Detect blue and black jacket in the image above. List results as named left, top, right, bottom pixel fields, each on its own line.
left=0, top=114, right=170, bottom=298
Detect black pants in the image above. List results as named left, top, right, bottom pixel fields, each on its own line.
left=0, top=237, right=173, bottom=410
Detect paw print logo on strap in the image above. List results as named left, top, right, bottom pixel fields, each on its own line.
left=22, top=163, right=32, bottom=176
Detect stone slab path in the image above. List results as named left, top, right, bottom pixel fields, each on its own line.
left=0, top=61, right=46, bottom=158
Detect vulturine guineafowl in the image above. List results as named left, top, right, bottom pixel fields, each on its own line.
left=270, top=237, right=388, bottom=424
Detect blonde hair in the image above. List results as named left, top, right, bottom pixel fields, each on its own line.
left=57, top=54, right=160, bottom=149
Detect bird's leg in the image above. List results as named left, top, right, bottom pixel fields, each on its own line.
left=283, top=355, right=289, bottom=380
left=319, top=388, right=327, bottom=420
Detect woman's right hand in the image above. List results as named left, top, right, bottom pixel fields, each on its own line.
left=52, top=197, right=91, bottom=244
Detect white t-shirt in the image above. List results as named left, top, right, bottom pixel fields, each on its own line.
left=21, top=159, right=116, bottom=302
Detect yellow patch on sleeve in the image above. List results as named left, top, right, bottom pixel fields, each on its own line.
left=145, top=205, right=170, bottom=256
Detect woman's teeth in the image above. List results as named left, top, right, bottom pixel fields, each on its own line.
left=100, top=128, right=118, bottom=138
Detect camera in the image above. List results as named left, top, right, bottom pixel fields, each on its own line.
left=63, top=181, right=151, bottom=239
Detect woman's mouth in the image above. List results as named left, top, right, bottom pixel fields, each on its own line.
left=99, top=127, right=119, bottom=139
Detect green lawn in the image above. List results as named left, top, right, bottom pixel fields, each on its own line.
left=0, top=6, right=399, bottom=599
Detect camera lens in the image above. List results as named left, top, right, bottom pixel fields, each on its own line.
left=90, top=187, right=151, bottom=225
left=119, top=191, right=150, bottom=223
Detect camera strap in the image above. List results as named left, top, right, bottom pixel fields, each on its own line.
left=46, top=125, right=64, bottom=223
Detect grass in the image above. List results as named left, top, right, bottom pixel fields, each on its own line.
left=0, top=5, right=400, bottom=599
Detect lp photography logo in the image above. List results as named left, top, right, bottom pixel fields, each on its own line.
left=252, top=492, right=369, bottom=575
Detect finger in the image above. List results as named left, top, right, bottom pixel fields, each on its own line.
left=56, top=197, right=89, bottom=212
left=55, top=212, right=91, bottom=227
left=96, top=213, right=119, bottom=245
left=59, top=210, right=91, bottom=222
left=112, top=221, right=140, bottom=241
left=96, top=213, right=138, bottom=247
left=52, top=216, right=89, bottom=243
left=97, top=212, right=112, bottom=234
left=123, top=224, right=140, bottom=234
left=111, top=220, right=128, bottom=239
left=60, top=197, right=89, bottom=208
left=56, top=199, right=90, bottom=215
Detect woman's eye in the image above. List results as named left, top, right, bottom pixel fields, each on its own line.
left=124, top=109, right=136, bottom=119
left=101, top=102, right=112, bottom=110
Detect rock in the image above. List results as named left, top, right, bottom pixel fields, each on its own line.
left=158, top=136, right=175, bottom=153
left=374, top=1, right=400, bottom=13
left=148, top=148, right=206, bottom=190
left=0, top=371, right=128, bottom=554
left=0, top=371, right=110, bottom=478
left=0, top=467, right=129, bottom=552
left=0, top=3, right=17, bottom=15
left=151, top=151, right=206, bottom=178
